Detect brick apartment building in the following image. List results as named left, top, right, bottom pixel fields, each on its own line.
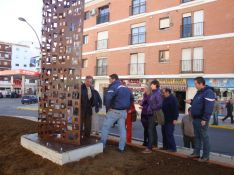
left=0, top=41, right=40, bottom=96
left=81, top=0, right=234, bottom=113
left=0, top=42, right=12, bottom=72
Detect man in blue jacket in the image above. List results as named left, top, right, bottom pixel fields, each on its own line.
left=101, top=74, right=133, bottom=152
left=185, top=77, right=215, bottom=162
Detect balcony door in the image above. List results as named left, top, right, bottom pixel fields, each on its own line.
left=97, top=31, right=108, bottom=50
left=182, top=13, right=192, bottom=38
left=130, top=53, right=145, bottom=75
left=194, top=11, right=204, bottom=36
left=182, top=48, right=192, bottom=72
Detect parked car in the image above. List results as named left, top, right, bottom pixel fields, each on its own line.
left=11, top=92, right=21, bottom=98
left=21, top=95, right=38, bottom=104
left=0, top=92, right=3, bottom=98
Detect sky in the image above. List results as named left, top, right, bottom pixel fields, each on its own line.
left=0, top=0, right=92, bottom=47
left=0, top=0, right=43, bottom=46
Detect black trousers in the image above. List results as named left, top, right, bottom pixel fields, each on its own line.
left=183, top=135, right=195, bottom=149
left=223, top=113, right=234, bottom=123
left=81, top=113, right=92, bottom=138
left=147, top=116, right=158, bottom=149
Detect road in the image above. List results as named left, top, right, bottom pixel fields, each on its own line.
left=0, top=98, right=234, bottom=156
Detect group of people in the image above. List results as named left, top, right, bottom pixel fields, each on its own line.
left=81, top=75, right=220, bottom=162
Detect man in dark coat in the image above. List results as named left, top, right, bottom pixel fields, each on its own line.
left=161, top=88, right=179, bottom=152
left=222, top=99, right=234, bottom=124
left=81, top=76, right=94, bottom=138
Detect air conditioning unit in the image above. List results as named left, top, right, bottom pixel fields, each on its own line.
left=90, top=9, right=97, bottom=16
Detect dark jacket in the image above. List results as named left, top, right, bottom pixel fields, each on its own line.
left=104, top=80, right=133, bottom=111
left=162, top=94, right=179, bottom=124
left=191, top=86, right=215, bottom=121
left=81, top=83, right=94, bottom=117
left=141, top=93, right=152, bottom=116
left=147, top=88, right=163, bottom=114
left=92, top=89, right=102, bottom=113
left=226, top=102, right=233, bottom=115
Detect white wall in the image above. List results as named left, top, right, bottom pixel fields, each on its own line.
left=11, top=43, right=40, bottom=71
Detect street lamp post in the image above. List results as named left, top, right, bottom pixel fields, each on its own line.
left=18, top=17, right=42, bottom=97
left=18, top=17, right=42, bottom=49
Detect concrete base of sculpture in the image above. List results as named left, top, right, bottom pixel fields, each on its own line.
left=21, top=133, right=103, bottom=165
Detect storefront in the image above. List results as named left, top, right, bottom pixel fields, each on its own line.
left=187, top=78, right=234, bottom=116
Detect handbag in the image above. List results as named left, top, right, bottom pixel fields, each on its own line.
left=131, top=110, right=137, bottom=122
left=153, top=109, right=165, bottom=125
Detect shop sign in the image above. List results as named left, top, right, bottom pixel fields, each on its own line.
left=188, top=78, right=234, bottom=88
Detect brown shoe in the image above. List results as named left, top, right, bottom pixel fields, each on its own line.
left=142, top=148, right=152, bottom=154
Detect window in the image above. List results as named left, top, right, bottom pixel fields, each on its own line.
left=131, top=0, right=146, bottom=16
left=159, top=50, right=170, bottom=63
left=181, top=47, right=203, bottom=73
left=96, top=58, right=107, bottom=76
left=97, top=6, right=109, bottom=24
left=159, top=17, right=170, bottom=30
left=29, top=79, right=36, bottom=83
left=130, top=53, right=145, bottom=75
left=131, top=24, right=146, bottom=45
left=24, top=64, right=27, bottom=67
left=181, top=11, right=204, bottom=38
left=84, top=11, right=90, bottom=20
left=82, top=59, right=88, bottom=68
left=3, top=62, right=8, bottom=66
left=15, top=64, right=19, bottom=67
left=16, top=48, right=20, bottom=51
left=181, top=0, right=194, bottom=3
left=97, top=31, right=108, bottom=50
left=4, top=54, right=9, bottom=59
left=83, top=35, right=88, bottom=44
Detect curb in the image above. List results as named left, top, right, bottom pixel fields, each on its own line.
left=106, top=134, right=234, bottom=169
left=209, top=125, right=234, bottom=130
left=17, top=107, right=38, bottom=111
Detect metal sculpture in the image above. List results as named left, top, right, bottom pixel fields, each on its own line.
left=38, top=0, right=85, bottom=145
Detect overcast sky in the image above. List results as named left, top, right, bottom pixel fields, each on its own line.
left=0, top=0, right=43, bottom=46
left=0, top=0, right=93, bottom=46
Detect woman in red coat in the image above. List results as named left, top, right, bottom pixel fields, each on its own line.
left=126, top=103, right=136, bottom=143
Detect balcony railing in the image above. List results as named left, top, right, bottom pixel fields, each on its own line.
left=181, top=59, right=204, bottom=73
left=129, top=63, right=145, bottom=75
left=96, top=39, right=108, bottom=50
left=95, top=66, right=108, bottom=76
left=96, top=12, right=109, bottom=24
left=129, top=32, right=146, bottom=45
left=181, top=0, right=195, bottom=3
left=129, top=2, right=146, bottom=16
left=181, top=22, right=204, bottom=38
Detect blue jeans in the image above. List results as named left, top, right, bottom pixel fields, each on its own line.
left=193, top=119, right=210, bottom=158
left=147, top=116, right=158, bottom=149
left=161, top=123, right=176, bottom=151
left=101, top=109, right=127, bottom=151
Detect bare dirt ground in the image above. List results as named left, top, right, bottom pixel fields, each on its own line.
left=0, top=117, right=233, bottom=175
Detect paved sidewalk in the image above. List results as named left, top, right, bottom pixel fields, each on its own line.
left=16, top=105, right=234, bottom=130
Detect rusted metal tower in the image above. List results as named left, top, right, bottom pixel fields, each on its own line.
left=38, top=0, right=85, bottom=145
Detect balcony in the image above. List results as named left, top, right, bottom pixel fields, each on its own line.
left=96, top=39, right=108, bottom=50
left=96, top=13, right=109, bottom=24
left=95, top=66, right=107, bottom=76
left=129, top=63, right=145, bottom=75
left=181, top=59, right=204, bottom=73
left=129, top=2, right=146, bottom=16
left=181, top=22, right=204, bottom=38
left=181, top=0, right=195, bottom=3
left=129, top=32, right=146, bottom=45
